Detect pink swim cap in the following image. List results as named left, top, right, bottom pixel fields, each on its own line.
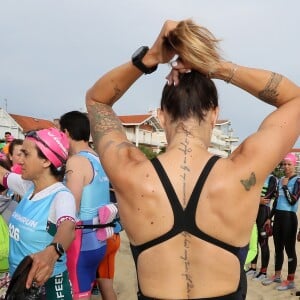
left=26, top=127, right=69, bottom=169
left=283, top=153, right=297, bottom=166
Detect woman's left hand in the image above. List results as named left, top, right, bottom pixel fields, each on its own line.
left=26, top=247, right=57, bottom=288
left=165, top=59, right=192, bottom=86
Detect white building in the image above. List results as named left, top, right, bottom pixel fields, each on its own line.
left=0, top=108, right=56, bottom=140
left=120, top=110, right=239, bottom=157
left=0, top=108, right=239, bottom=158
left=0, top=108, right=24, bottom=139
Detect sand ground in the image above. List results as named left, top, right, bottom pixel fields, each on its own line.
left=92, top=231, right=300, bottom=300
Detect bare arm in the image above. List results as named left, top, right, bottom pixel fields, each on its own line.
left=65, top=155, right=91, bottom=213
left=213, top=61, right=300, bottom=108
left=215, top=62, right=300, bottom=172
left=26, top=220, right=75, bottom=288
left=169, top=58, right=300, bottom=177
left=86, top=21, right=179, bottom=178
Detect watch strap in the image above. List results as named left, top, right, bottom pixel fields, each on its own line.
left=47, top=242, right=64, bottom=261
left=132, top=46, right=158, bottom=74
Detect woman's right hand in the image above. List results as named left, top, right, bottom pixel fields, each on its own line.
left=260, top=197, right=271, bottom=205
left=149, top=20, right=179, bottom=65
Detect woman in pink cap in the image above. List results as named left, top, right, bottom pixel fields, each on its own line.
left=262, top=153, right=300, bottom=291
left=0, top=127, right=76, bottom=299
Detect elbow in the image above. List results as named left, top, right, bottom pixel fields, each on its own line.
left=85, top=89, right=93, bottom=107
left=70, top=230, right=76, bottom=243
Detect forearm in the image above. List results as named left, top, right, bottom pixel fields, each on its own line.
left=86, top=61, right=143, bottom=107
left=282, top=186, right=298, bottom=205
left=53, top=221, right=75, bottom=251
left=283, top=179, right=300, bottom=205
left=213, top=61, right=300, bottom=108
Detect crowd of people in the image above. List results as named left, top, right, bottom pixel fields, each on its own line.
left=0, top=115, right=121, bottom=299
left=244, top=152, right=300, bottom=292
left=0, top=18, right=300, bottom=300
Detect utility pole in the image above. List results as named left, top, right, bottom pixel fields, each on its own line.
left=4, top=98, right=7, bottom=111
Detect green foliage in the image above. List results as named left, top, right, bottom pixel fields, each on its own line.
left=138, top=145, right=157, bottom=160
left=158, top=146, right=166, bottom=154
left=272, top=163, right=284, bottom=179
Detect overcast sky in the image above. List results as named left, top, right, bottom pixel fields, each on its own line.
left=0, top=0, right=299, bottom=147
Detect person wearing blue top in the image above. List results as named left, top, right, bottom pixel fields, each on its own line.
left=0, top=128, right=76, bottom=299
left=262, top=153, right=300, bottom=291
left=59, top=111, right=113, bottom=300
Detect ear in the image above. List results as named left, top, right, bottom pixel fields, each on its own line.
left=157, top=108, right=166, bottom=129
left=42, top=158, right=52, bottom=169
left=211, top=106, right=220, bottom=128
left=63, top=128, right=70, bottom=137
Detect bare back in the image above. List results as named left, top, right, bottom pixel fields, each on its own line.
left=113, top=145, right=262, bottom=299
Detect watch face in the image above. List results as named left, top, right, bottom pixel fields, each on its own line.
left=56, top=243, right=65, bottom=255
left=132, top=46, right=148, bottom=60
left=131, top=46, right=157, bottom=74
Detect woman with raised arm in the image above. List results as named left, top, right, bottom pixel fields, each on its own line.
left=86, top=19, right=300, bottom=300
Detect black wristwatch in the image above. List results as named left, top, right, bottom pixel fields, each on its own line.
left=131, top=46, right=158, bottom=74
left=47, top=242, right=65, bottom=261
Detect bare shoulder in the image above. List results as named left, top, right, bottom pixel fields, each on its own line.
left=110, top=156, right=157, bottom=195
left=65, top=154, right=94, bottom=180
left=210, top=156, right=263, bottom=195
left=102, top=143, right=149, bottom=180
left=66, top=154, right=91, bottom=168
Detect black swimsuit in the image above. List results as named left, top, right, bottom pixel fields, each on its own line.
left=130, top=156, right=243, bottom=300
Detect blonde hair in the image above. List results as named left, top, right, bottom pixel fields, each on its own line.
left=167, top=19, right=222, bottom=73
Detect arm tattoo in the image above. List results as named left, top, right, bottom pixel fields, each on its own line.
left=87, top=101, right=124, bottom=149
left=258, top=72, right=283, bottom=105
left=240, top=172, right=256, bottom=191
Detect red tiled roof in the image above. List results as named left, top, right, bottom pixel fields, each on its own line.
left=10, top=114, right=55, bottom=133
left=119, top=114, right=152, bottom=124
left=120, top=115, right=228, bottom=125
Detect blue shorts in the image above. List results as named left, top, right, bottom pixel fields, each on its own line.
left=67, top=221, right=107, bottom=299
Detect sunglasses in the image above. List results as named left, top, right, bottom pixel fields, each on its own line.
left=25, top=131, right=66, bottom=163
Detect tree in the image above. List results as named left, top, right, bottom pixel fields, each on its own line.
left=272, top=163, right=284, bottom=179
left=138, top=145, right=157, bottom=160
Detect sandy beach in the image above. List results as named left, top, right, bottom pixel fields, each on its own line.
left=92, top=231, right=300, bottom=300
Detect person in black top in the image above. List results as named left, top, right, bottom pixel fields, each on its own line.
left=246, top=174, right=278, bottom=280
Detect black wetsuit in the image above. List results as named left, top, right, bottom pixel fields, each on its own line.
left=271, top=175, right=300, bottom=275
left=130, top=156, right=244, bottom=300
left=251, top=175, right=278, bottom=271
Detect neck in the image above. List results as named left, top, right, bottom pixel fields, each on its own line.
left=69, top=140, right=93, bottom=156
left=285, top=172, right=296, bottom=179
left=166, top=121, right=212, bottom=150
left=32, top=176, right=58, bottom=195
